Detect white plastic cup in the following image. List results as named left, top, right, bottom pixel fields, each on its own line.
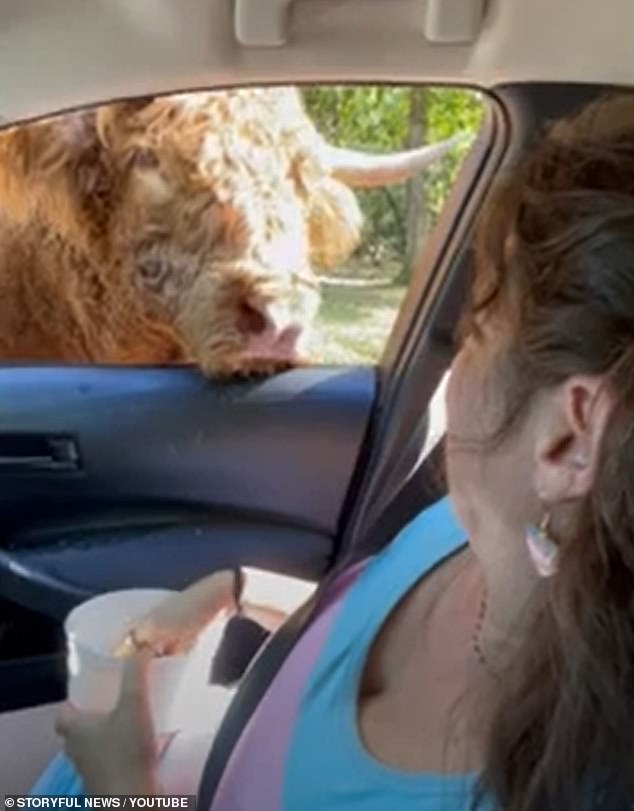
left=64, top=589, right=213, bottom=735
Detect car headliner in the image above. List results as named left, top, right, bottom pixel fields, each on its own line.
left=0, top=0, right=631, bottom=126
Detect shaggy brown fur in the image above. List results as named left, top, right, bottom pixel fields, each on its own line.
left=0, top=88, right=363, bottom=376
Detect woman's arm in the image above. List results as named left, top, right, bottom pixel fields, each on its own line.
left=241, top=567, right=316, bottom=629
left=114, top=570, right=237, bottom=657
left=170, top=566, right=316, bottom=632
left=115, top=567, right=314, bottom=658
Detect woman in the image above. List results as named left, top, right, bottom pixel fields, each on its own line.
left=33, top=93, right=634, bottom=810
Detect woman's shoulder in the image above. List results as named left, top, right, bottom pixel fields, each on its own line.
left=323, top=495, right=467, bottom=613
left=373, top=494, right=467, bottom=574
left=402, top=492, right=464, bottom=539
left=302, top=495, right=468, bottom=691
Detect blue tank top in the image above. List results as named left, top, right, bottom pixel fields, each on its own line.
left=212, top=495, right=493, bottom=810
left=33, top=496, right=494, bottom=810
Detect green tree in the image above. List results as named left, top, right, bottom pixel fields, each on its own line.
left=302, top=85, right=485, bottom=280
left=402, top=86, right=428, bottom=285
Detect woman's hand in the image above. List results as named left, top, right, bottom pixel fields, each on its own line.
left=114, top=571, right=236, bottom=658
left=56, top=652, right=160, bottom=795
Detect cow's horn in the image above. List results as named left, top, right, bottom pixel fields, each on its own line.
left=323, top=133, right=469, bottom=188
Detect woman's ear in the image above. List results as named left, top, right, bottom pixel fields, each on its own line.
left=533, top=375, right=614, bottom=503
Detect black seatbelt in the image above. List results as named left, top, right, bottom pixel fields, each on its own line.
left=358, top=438, right=446, bottom=558
left=196, top=594, right=317, bottom=808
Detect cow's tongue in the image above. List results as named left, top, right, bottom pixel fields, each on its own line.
left=243, top=324, right=303, bottom=362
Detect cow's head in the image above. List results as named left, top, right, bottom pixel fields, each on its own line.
left=0, top=88, right=462, bottom=376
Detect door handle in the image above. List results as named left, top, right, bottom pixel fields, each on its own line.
left=0, top=434, right=81, bottom=472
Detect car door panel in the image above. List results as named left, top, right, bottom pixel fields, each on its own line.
left=0, top=521, right=331, bottom=619
left=0, top=653, right=66, bottom=713
left=0, top=364, right=375, bottom=712
left=0, top=365, right=374, bottom=533
left=0, top=364, right=375, bottom=605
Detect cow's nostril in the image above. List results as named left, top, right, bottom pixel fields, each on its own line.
left=237, top=301, right=268, bottom=336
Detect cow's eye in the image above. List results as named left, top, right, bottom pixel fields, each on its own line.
left=138, top=259, right=167, bottom=285
left=130, top=147, right=159, bottom=170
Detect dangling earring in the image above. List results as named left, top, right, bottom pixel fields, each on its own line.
left=525, top=512, right=559, bottom=578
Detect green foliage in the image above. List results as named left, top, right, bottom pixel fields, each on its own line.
left=302, top=85, right=485, bottom=276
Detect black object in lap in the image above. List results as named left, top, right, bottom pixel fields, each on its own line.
left=210, top=615, right=272, bottom=685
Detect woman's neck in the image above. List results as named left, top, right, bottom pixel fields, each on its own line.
left=468, top=521, right=541, bottom=668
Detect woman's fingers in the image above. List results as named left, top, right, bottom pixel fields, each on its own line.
left=54, top=703, right=104, bottom=752
left=52, top=657, right=159, bottom=792
left=115, top=650, right=155, bottom=744
left=54, top=703, right=79, bottom=737
left=113, top=632, right=138, bottom=659
left=116, top=649, right=153, bottom=709
left=115, top=651, right=158, bottom=765
left=114, top=624, right=167, bottom=659
left=58, top=654, right=153, bottom=733
left=55, top=703, right=102, bottom=735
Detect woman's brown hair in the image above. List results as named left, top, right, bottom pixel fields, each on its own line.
left=469, top=94, right=634, bottom=810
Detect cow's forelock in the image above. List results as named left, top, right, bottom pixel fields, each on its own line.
left=106, top=98, right=323, bottom=374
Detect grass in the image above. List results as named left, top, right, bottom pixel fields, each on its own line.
left=309, top=279, right=407, bottom=365
left=308, top=272, right=449, bottom=447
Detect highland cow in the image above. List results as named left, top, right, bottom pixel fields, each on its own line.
left=0, top=87, right=459, bottom=376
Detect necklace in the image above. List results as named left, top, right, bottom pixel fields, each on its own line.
left=471, top=590, right=500, bottom=679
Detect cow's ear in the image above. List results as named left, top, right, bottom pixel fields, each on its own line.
left=307, top=178, right=363, bottom=270
left=0, top=110, right=95, bottom=218
left=2, top=108, right=100, bottom=172
left=0, top=109, right=114, bottom=246
left=94, top=97, right=154, bottom=151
